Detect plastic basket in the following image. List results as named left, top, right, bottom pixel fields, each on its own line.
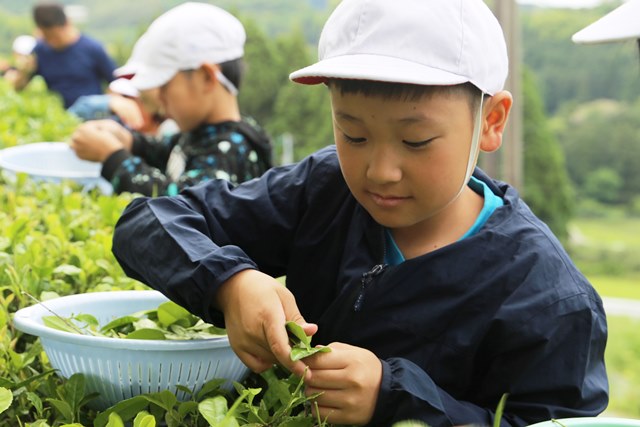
left=0, top=142, right=112, bottom=194
left=528, top=418, right=640, bottom=427
left=13, top=290, right=249, bottom=410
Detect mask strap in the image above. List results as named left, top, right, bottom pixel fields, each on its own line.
left=466, top=93, right=485, bottom=185
left=215, top=70, right=238, bottom=96
left=452, top=93, right=485, bottom=200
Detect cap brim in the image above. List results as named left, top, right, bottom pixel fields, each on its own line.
left=572, top=0, right=640, bottom=44
left=290, top=54, right=469, bottom=88
left=130, top=66, right=177, bottom=91
left=114, top=63, right=138, bottom=79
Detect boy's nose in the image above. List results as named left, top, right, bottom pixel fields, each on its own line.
left=366, top=145, right=402, bottom=184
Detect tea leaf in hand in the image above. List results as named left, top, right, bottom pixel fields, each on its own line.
left=285, top=321, right=331, bottom=361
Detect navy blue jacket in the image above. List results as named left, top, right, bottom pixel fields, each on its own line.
left=112, top=146, right=608, bottom=427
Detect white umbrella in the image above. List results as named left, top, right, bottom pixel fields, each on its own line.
left=572, top=0, right=640, bottom=44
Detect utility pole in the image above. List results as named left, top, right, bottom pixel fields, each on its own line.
left=483, top=0, right=524, bottom=192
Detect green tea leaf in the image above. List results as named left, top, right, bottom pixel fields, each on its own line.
left=133, top=411, right=156, bottom=427
left=46, top=398, right=73, bottom=422
left=285, top=321, right=311, bottom=347
left=42, top=316, right=82, bottom=334
left=493, top=393, right=508, bottom=427
left=289, top=345, right=331, bottom=362
left=73, top=313, right=99, bottom=328
left=93, top=396, right=149, bottom=427
left=126, top=328, right=167, bottom=340
left=198, top=396, right=230, bottom=426
left=62, top=373, right=85, bottom=413
left=285, top=321, right=331, bottom=361
left=52, top=264, right=83, bottom=276
left=157, top=301, right=192, bottom=328
left=100, top=315, right=139, bottom=334
left=105, top=412, right=125, bottom=427
left=0, top=387, right=12, bottom=414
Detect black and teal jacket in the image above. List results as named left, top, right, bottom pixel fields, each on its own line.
left=102, top=117, right=272, bottom=196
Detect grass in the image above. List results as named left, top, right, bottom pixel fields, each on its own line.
left=568, top=216, right=640, bottom=418
left=589, top=275, right=640, bottom=300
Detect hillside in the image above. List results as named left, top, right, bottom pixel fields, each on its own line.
left=0, top=0, right=334, bottom=58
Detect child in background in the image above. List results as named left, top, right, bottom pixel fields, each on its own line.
left=70, top=2, right=271, bottom=196
left=10, top=3, right=116, bottom=109
left=111, top=0, right=608, bottom=425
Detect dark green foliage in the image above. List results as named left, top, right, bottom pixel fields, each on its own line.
left=521, top=68, right=575, bottom=242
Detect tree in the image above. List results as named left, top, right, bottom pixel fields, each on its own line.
left=556, top=98, right=640, bottom=204
left=521, top=68, right=575, bottom=242
left=266, top=28, right=333, bottom=162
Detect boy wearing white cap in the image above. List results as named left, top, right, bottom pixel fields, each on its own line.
left=70, top=2, right=272, bottom=196
left=112, top=0, right=608, bottom=425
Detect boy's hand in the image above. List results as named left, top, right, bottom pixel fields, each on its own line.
left=216, top=269, right=318, bottom=377
left=304, top=342, right=382, bottom=425
left=108, top=95, right=145, bottom=130
left=70, top=120, right=133, bottom=162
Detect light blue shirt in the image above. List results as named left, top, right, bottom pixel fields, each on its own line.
left=384, top=176, right=504, bottom=265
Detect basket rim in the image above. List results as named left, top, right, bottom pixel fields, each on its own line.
left=13, top=290, right=232, bottom=351
left=0, top=142, right=102, bottom=179
left=527, top=418, right=640, bottom=427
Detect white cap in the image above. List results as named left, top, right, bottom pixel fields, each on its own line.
left=129, top=2, right=245, bottom=91
left=12, top=35, right=36, bottom=56
left=572, top=0, right=640, bottom=44
left=290, top=0, right=509, bottom=96
left=108, top=78, right=139, bottom=98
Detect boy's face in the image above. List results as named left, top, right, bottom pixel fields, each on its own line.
left=331, top=88, right=476, bottom=232
left=139, top=70, right=209, bottom=132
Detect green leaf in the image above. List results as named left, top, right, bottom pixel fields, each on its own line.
left=63, top=373, right=85, bottom=413
left=100, top=315, right=139, bottom=334
left=198, top=396, right=230, bottom=426
left=195, top=378, right=226, bottom=401
left=53, top=264, right=83, bottom=276
left=73, top=313, right=99, bottom=328
left=46, top=398, right=73, bottom=422
left=42, top=316, right=83, bottom=334
left=493, top=393, right=508, bottom=427
left=126, top=328, right=166, bottom=340
left=157, top=301, right=192, bottom=328
left=0, top=387, right=12, bottom=414
left=285, top=321, right=311, bottom=347
left=105, top=412, right=125, bottom=427
left=133, top=411, right=156, bottom=427
left=141, top=390, right=177, bottom=412
left=26, top=391, right=44, bottom=415
left=60, top=424, right=84, bottom=427
left=285, top=321, right=331, bottom=361
left=93, top=396, right=149, bottom=427
left=290, top=345, right=330, bottom=362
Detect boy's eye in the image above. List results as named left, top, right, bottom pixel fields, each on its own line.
left=342, top=133, right=366, bottom=144
left=403, top=138, right=435, bottom=148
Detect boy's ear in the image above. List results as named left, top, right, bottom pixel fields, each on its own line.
left=199, top=63, right=219, bottom=89
left=480, top=90, right=513, bottom=153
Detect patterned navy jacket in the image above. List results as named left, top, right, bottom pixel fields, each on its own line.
left=101, top=118, right=272, bottom=196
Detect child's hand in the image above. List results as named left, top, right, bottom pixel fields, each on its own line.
left=216, top=269, right=318, bottom=377
left=304, top=342, right=382, bottom=425
left=70, top=121, right=126, bottom=162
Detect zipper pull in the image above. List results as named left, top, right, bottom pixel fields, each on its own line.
left=353, top=264, right=387, bottom=312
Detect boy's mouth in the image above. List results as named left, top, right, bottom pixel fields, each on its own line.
left=367, top=191, right=410, bottom=207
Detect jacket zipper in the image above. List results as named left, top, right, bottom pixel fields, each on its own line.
left=353, top=264, right=387, bottom=312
